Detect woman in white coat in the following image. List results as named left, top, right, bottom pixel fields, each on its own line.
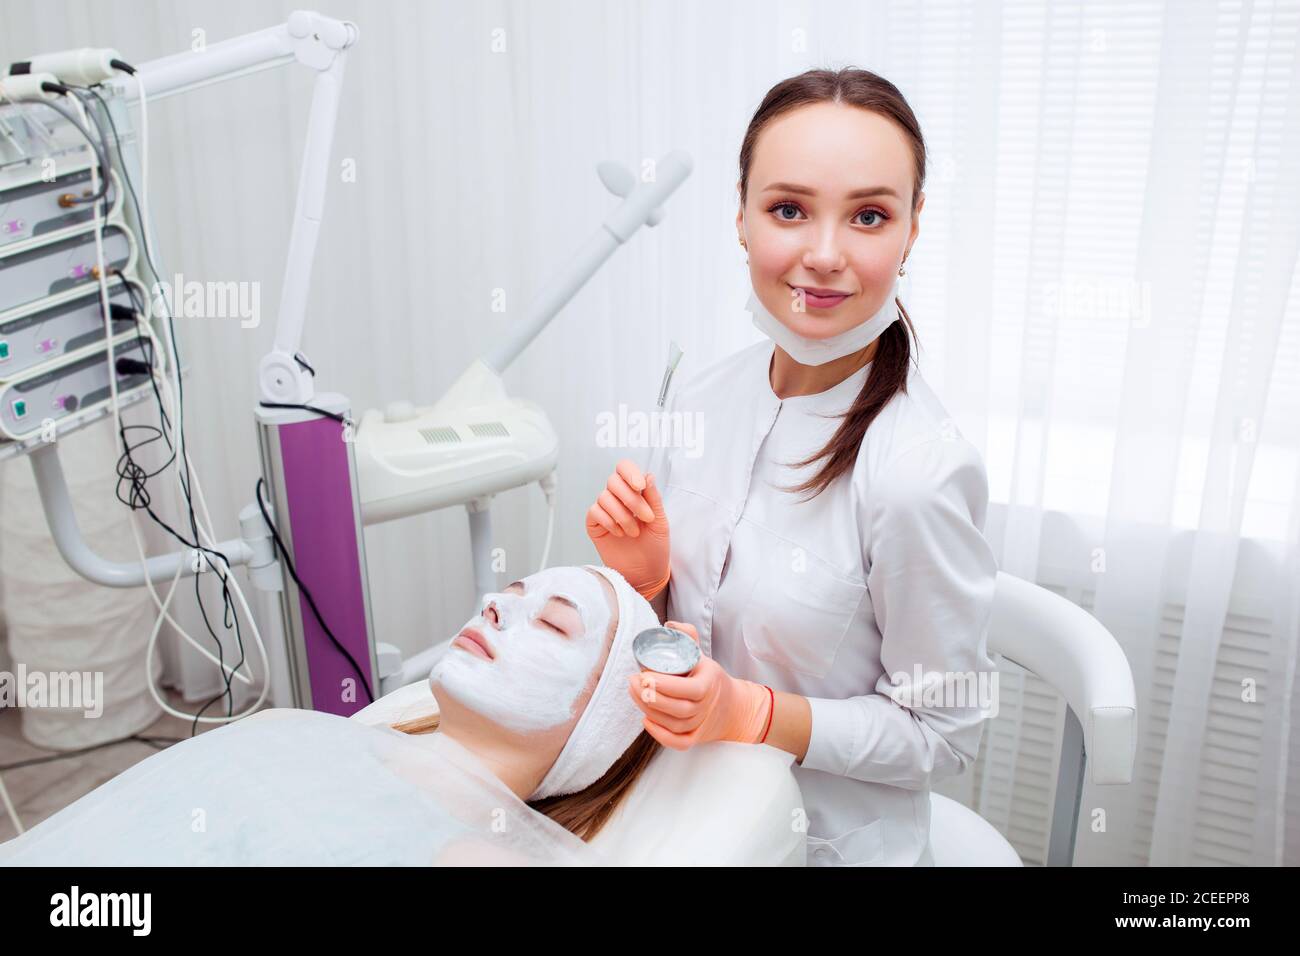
left=586, top=67, right=1000, bottom=867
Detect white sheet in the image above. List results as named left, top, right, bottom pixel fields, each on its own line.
left=0, top=708, right=601, bottom=865
left=0, top=680, right=808, bottom=866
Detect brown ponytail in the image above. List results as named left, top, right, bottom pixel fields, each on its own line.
left=737, top=67, right=926, bottom=501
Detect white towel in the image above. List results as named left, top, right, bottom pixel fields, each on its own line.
left=530, top=564, right=660, bottom=799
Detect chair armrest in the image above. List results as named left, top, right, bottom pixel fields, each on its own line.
left=987, top=572, right=1136, bottom=784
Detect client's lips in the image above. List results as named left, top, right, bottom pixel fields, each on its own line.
left=453, top=626, right=495, bottom=661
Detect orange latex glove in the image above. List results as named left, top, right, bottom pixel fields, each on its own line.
left=585, top=458, right=670, bottom=601
left=627, top=622, right=774, bottom=749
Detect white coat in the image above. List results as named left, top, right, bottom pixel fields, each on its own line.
left=660, top=340, right=999, bottom=866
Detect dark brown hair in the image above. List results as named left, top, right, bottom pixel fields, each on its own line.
left=390, top=707, right=661, bottom=842
left=739, top=67, right=925, bottom=500
left=526, top=730, right=660, bottom=840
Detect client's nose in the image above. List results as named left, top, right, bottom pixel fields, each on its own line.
left=485, top=600, right=510, bottom=629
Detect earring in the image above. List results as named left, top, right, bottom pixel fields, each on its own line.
left=898, top=261, right=907, bottom=277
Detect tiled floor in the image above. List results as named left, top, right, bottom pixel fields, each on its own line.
left=0, top=689, right=261, bottom=843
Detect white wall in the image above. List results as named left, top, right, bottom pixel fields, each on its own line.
left=0, top=0, right=780, bottom=674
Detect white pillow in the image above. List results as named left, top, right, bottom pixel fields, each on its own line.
left=351, top=678, right=438, bottom=729
left=591, top=741, right=806, bottom=866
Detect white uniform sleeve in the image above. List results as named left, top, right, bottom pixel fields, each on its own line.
left=799, top=438, right=999, bottom=790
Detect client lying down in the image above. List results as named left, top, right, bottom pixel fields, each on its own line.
left=0, top=565, right=662, bottom=865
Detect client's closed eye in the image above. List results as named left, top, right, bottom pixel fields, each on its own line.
left=542, top=600, right=581, bottom=638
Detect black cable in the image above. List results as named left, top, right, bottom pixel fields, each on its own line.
left=72, top=85, right=249, bottom=733
left=257, top=400, right=349, bottom=424
left=90, top=88, right=204, bottom=516
left=51, top=95, right=199, bottom=547
left=255, top=477, right=375, bottom=703
left=80, top=85, right=250, bottom=731
left=114, top=271, right=173, bottom=441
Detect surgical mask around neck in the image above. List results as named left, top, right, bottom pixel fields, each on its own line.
left=429, top=567, right=613, bottom=734
left=746, top=279, right=900, bottom=366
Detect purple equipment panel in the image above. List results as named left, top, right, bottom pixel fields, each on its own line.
left=277, top=415, right=374, bottom=716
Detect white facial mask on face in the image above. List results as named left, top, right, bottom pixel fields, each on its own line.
left=746, top=277, right=900, bottom=366
left=429, top=567, right=612, bottom=735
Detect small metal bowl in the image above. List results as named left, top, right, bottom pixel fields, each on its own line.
left=632, top=626, right=701, bottom=676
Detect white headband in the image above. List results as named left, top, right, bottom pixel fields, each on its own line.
left=529, top=565, right=660, bottom=800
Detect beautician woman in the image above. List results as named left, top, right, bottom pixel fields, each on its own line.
left=585, top=68, right=999, bottom=867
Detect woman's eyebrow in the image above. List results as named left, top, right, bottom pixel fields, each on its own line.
left=762, top=181, right=901, bottom=200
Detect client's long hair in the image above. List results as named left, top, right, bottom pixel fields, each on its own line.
left=389, top=712, right=661, bottom=842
